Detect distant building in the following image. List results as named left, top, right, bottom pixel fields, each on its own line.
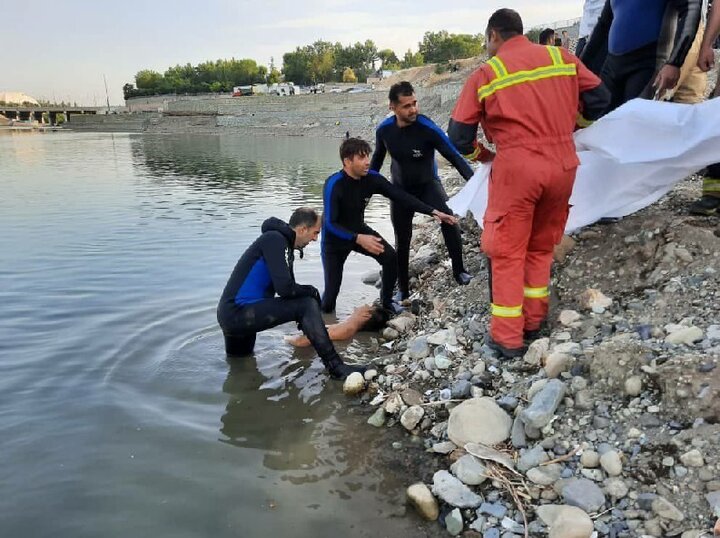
left=0, top=92, right=40, bottom=106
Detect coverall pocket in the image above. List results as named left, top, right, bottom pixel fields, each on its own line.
left=481, top=210, right=508, bottom=257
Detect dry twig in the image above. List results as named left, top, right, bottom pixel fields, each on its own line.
left=540, top=445, right=581, bottom=466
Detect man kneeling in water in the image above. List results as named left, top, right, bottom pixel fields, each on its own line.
left=217, top=207, right=366, bottom=380
left=285, top=304, right=389, bottom=347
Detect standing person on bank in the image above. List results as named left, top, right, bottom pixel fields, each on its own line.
left=448, top=8, right=610, bottom=358
left=217, top=208, right=366, bottom=380
left=370, top=82, right=475, bottom=302
left=321, top=138, right=457, bottom=314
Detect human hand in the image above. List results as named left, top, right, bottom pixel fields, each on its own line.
left=432, top=210, right=459, bottom=225
left=697, top=45, right=715, bottom=72
left=653, top=64, right=680, bottom=97
left=356, top=234, right=384, bottom=255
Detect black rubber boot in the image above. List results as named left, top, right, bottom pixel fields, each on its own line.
left=454, top=271, right=473, bottom=286
left=325, top=357, right=367, bottom=380
left=383, top=301, right=406, bottom=316
left=689, top=195, right=720, bottom=216
left=485, top=335, right=527, bottom=360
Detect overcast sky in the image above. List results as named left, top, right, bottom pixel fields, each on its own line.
left=1, top=0, right=580, bottom=105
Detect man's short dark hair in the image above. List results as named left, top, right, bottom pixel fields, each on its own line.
left=487, top=8, right=523, bottom=40
left=539, top=28, right=555, bottom=44
left=288, top=207, right=319, bottom=228
left=339, top=137, right=372, bottom=162
left=388, top=81, right=415, bottom=103
left=359, top=305, right=390, bottom=332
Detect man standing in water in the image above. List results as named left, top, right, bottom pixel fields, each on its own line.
left=370, top=82, right=475, bottom=302
left=217, top=207, right=366, bottom=380
left=321, top=137, right=458, bottom=314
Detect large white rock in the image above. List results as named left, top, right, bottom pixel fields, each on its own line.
left=431, top=470, right=483, bottom=508
left=600, top=450, right=623, bottom=477
left=400, top=405, right=425, bottom=431
left=665, top=326, right=704, bottom=345
left=406, top=483, right=439, bottom=521
left=447, top=397, right=512, bottom=447
left=343, top=372, right=365, bottom=395
left=536, top=504, right=594, bottom=538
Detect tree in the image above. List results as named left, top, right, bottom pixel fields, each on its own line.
left=135, top=69, right=164, bottom=90
left=525, top=27, right=542, bottom=44
left=267, top=67, right=282, bottom=84
left=378, top=48, right=399, bottom=68
left=342, top=67, right=358, bottom=83
left=419, top=30, right=484, bottom=63
left=401, top=49, right=424, bottom=68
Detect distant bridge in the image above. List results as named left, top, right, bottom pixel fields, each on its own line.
left=0, top=106, right=103, bottom=125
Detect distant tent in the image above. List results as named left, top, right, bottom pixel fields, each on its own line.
left=0, top=92, right=40, bottom=106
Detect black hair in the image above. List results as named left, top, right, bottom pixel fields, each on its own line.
left=339, top=137, right=372, bottom=162
left=388, top=81, right=415, bottom=103
left=539, top=28, right=555, bottom=45
left=359, top=306, right=390, bottom=332
left=487, top=8, right=523, bottom=40
left=288, top=207, right=319, bottom=228
left=554, top=37, right=563, bottom=47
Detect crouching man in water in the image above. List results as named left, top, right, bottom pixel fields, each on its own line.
left=217, top=207, right=367, bottom=380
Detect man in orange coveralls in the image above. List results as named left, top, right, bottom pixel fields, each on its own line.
left=448, top=8, right=610, bottom=358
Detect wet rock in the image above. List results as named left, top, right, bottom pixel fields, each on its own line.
left=651, top=496, right=684, bottom=521
left=580, top=450, right=600, bottom=468
left=406, top=482, right=439, bottom=521
left=450, top=455, right=488, bottom=486
left=518, top=445, right=549, bottom=472
left=665, top=326, right=704, bottom=346
left=343, top=372, right=365, bottom=395
left=521, top=379, right=567, bottom=429
left=407, top=336, right=430, bottom=359
left=561, top=478, right=606, bottom=512
left=367, top=407, right=386, bottom=427
left=445, top=508, right=463, bottom=536
left=447, top=397, right=512, bottom=447
left=400, top=405, right=425, bottom=431
left=431, top=470, right=483, bottom=508
left=600, top=450, right=623, bottom=477
left=624, top=376, right=643, bottom=397
left=536, top=504, right=594, bottom=538
left=679, top=449, right=704, bottom=467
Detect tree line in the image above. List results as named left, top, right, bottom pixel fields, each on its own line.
left=123, top=30, right=485, bottom=99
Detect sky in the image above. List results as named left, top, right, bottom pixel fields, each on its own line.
left=1, top=0, right=581, bottom=106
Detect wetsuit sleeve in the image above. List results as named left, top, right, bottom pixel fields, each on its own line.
left=369, top=128, right=387, bottom=172
left=369, top=172, right=435, bottom=215
left=323, top=176, right=357, bottom=242
left=420, top=117, right=475, bottom=181
left=260, top=233, right=309, bottom=298
left=666, top=0, right=702, bottom=67
left=448, top=69, right=494, bottom=162
left=562, top=49, right=611, bottom=123
left=579, top=0, right=613, bottom=75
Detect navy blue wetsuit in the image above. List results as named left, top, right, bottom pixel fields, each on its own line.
left=370, top=114, right=474, bottom=298
left=321, top=169, right=435, bottom=312
left=217, top=217, right=338, bottom=361
left=581, top=0, right=701, bottom=112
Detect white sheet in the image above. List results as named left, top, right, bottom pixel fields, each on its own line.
left=448, top=98, right=720, bottom=233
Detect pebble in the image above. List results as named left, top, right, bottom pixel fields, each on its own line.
left=400, top=405, right=425, bottom=431
left=406, top=483, right=439, bottom=521
left=561, top=478, right=606, bottom=512
left=545, top=352, right=573, bottom=378
left=651, top=496, right=684, bottom=521
left=624, top=376, right=643, bottom=397
left=478, top=502, right=508, bottom=519
left=342, top=372, right=365, bottom=395
left=521, top=379, right=566, bottom=429
left=450, top=455, right=489, bottom=486
left=518, top=445, right=549, bottom=472
left=407, top=336, right=430, bottom=359
left=432, top=441, right=457, bottom=454
left=536, top=504, right=594, bottom=538
left=600, top=450, right=623, bottom=477
left=367, top=407, right=386, bottom=428
left=527, top=464, right=563, bottom=485
left=451, top=379, right=472, bottom=399
left=604, top=478, right=629, bottom=499
left=431, top=470, right=483, bottom=508
left=524, top=338, right=549, bottom=365
left=581, top=450, right=600, bottom=468
left=445, top=508, right=463, bottom=536
left=559, top=310, right=582, bottom=326
left=447, top=397, right=512, bottom=447
left=680, top=449, right=704, bottom=467
left=483, top=528, right=500, bottom=538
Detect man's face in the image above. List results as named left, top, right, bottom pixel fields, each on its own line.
left=343, top=153, right=370, bottom=178
left=390, top=93, right=418, bottom=124
left=295, top=219, right=321, bottom=248
left=486, top=28, right=501, bottom=57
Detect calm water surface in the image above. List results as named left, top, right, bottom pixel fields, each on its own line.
left=0, top=132, right=439, bottom=537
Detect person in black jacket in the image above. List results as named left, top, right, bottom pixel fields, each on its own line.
left=370, top=82, right=475, bottom=302
left=217, top=208, right=366, bottom=380
left=321, top=138, right=458, bottom=314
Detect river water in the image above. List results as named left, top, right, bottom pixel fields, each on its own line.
left=0, top=132, right=440, bottom=537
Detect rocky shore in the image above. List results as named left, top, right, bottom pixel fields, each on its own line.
left=342, top=171, right=720, bottom=538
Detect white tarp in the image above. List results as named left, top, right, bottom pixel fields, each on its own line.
left=448, top=98, right=720, bottom=232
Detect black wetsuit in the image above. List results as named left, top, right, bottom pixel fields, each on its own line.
left=581, top=0, right=701, bottom=112
left=370, top=114, right=474, bottom=298
left=320, top=169, right=435, bottom=312
left=217, top=217, right=339, bottom=362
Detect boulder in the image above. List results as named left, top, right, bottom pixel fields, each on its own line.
left=447, top=397, right=512, bottom=447
left=406, top=483, right=439, bottom=521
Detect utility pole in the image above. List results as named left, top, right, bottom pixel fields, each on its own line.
left=103, top=74, right=111, bottom=112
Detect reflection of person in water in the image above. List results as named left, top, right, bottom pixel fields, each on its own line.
left=285, top=304, right=389, bottom=347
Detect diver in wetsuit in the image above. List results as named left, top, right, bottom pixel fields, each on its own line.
left=370, top=82, right=475, bottom=302
left=320, top=137, right=458, bottom=314
left=217, top=207, right=366, bottom=380
left=580, top=0, right=702, bottom=112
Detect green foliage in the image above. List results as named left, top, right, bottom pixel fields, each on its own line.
left=342, top=67, right=358, bottom=83
left=401, top=49, right=425, bottom=68
left=267, top=68, right=282, bottom=84
left=419, top=30, right=484, bottom=63
left=378, top=48, right=400, bottom=68
left=525, top=28, right=542, bottom=44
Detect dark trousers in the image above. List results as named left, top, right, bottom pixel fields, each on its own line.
left=391, top=181, right=464, bottom=297
left=575, top=36, right=587, bottom=58
left=600, top=42, right=658, bottom=114
left=217, top=297, right=339, bottom=362
left=321, top=227, right=397, bottom=312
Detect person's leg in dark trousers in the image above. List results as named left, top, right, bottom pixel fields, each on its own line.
left=421, top=181, right=466, bottom=278
left=353, top=227, right=398, bottom=308
left=599, top=54, right=627, bottom=114
left=390, top=200, right=414, bottom=299
left=321, top=244, right=351, bottom=313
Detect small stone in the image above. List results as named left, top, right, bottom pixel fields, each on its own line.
left=579, top=288, right=612, bottom=311
left=432, top=441, right=457, bottom=454
left=521, top=379, right=566, bottom=429
left=483, top=529, right=500, bottom=538
left=384, top=392, right=404, bottom=414
left=406, top=482, right=439, bottom=521
left=387, top=313, right=416, bottom=333
left=624, top=376, right=643, bottom=397
left=518, top=445, right=549, bottom=472
left=382, top=327, right=399, bottom=340
left=680, top=449, right=704, bottom=467
left=559, top=310, right=582, bottom=326
left=637, top=493, right=658, bottom=511
left=662, top=457, right=675, bottom=467
left=447, top=397, right=512, bottom=447
left=581, top=450, right=600, bottom=468
left=478, top=502, right=508, bottom=519
left=536, top=504, right=594, bottom=538
left=367, top=407, right=386, bottom=427
left=400, top=405, right=425, bottom=431
left=528, top=464, right=563, bottom=486
left=651, top=496, right=684, bottom=521
left=451, top=380, right=472, bottom=399
left=706, top=490, right=720, bottom=514
left=343, top=372, right=365, bottom=395
left=445, top=508, right=463, bottom=536
left=407, top=336, right=430, bottom=359
left=545, top=352, right=572, bottom=378
left=600, top=450, right=623, bottom=477
left=604, top=478, right=628, bottom=499
left=451, top=455, right=489, bottom=486
left=401, top=388, right=423, bottom=406
left=665, top=326, right=704, bottom=346
left=428, top=329, right=450, bottom=346
left=674, top=465, right=688, bottom=478
left=432, top=470, right=483, bottom=508
left=364, top=369, right=378, bottom=381
left=362, top=270, right=381, bottom=284
left=510, top=416, right=527, bottom=448
left=561, top=478, right=606, bottom=512
left=524, top=337, right=550, bottom=365
left=435, top=355, right=452, bottom=370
